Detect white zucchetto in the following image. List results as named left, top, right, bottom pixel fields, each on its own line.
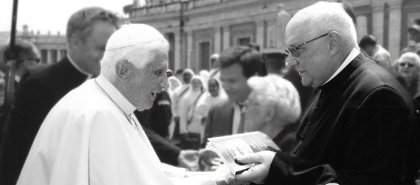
left=105, top=24, right=166, bottom=51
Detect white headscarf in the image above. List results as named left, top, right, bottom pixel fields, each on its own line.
left=178, top=75, right=205, bottom=134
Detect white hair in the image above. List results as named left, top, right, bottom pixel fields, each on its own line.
left=247, top=74, right=301, bottom=124
left=290, top=1, right=358, bottom=49
left=100, top=24, right=169, bottom=80
left=398, top=52, right=420, bottom=68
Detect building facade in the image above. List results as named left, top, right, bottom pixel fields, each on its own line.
left=19, top=25, right=67, bottom=64
left=125, top=0, right=420, bottom=72
left=0, top=26, right=66, bottom=65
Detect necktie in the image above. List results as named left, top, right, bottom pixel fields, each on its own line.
left=237, top=103, right=246, bottom=133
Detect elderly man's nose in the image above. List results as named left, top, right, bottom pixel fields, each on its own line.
left=161, top=79, right=169, bottom=91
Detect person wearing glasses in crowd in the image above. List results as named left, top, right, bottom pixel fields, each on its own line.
left=0, top=39, right=40, bottom=86
left=0, top=39, right=40, bottom=135
left=234, top=2, right=419, bottom=185
left=395, top=52, right=420, bottom=98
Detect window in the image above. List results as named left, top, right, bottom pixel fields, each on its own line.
left=199, top=41, right=211, bottom=70
left=237, top=37, right=251, bottom=46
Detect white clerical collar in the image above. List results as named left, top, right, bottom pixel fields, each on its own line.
left=67, top=54, right=93, bottom=78
left=95, top=75, right=136, bottom=116
left=323, top=48, right=360, bottom=85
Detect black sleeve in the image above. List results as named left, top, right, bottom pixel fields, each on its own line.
left=135, top=110, right=181, bottom=166
left=0, top=78, right=52, bottom=185
left=263, top=152, right=336, bottom=185
left=335, top=88, right=417, bottom=184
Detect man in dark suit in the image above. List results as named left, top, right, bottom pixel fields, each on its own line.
left=204, top=45, right=264, bottom=140
left=235, top=2, right=419, bottom=185
left=0, top=7, right=124, bottom=185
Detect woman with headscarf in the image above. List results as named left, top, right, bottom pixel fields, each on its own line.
left=171, top=69, right=194, bottom=140
left=167, top=76, right=182, bottom=139
left=178, top=75, right=205, bottom=149
left=195, top=78, right=228, bottom=144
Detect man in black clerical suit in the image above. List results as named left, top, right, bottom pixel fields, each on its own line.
left=0, top=7, right=124, bottom=185
left=234, top=2, right=419, bottom=185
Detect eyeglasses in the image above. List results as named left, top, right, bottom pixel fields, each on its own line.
left=285, top=33, right=329, bottom=57
left=399, top=62, right=414, bottom=68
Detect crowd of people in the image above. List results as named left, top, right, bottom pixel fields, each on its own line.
left=0, top=1, right=419, bottom=185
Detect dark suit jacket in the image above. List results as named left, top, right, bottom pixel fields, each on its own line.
left=263, top=55, right=419, bottom=185
left=204, top=99, right=234, bottom=141
left=149, top=91, right=172, bottom=138
left=0, top=57, right=88, bottom=185
left=135, top=110, right=181, bottom=166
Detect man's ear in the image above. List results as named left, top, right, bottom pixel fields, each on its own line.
left=68, top=34, right=82, bottom=49
left=328, top=31, right=341, bottom=55
left=263, top=104, right=276, bottom=123
left=115, top=60, right=131, bottom=82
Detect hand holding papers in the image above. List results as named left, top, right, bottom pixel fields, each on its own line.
left=178, top=149, right=200, bottom=171
left=199, top=132, right=280, bottom=176
left=234, top=150, right=277, bottom=184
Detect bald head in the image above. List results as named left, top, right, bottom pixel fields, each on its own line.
left=286, top=1, right=357, bottom=49
left=285, top=2, right=358, bottom=88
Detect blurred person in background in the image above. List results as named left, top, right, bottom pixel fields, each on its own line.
left=175, top=68, right=184, bottom=82
left=195, top=78, right=227, bottom=145
left=263, top=50, right=288, bottom=76
left=172, top=68, right=194, bottom=139
left=244, top=74, right=301, bottom=152
left=209, top=53, right=220, bottom=79
left=199, top=69, right=210, bottom=91
left=204, top=45, right=265, bottom=141
left=178, top=75, right=205, bottom=149
left=1, top=39, right=40, bottom=85
left=402, top=20, right=420, bottom=56
left=167, top=76, right=182, bottom=139
left=359, top=34, right=392, bottom=68
left=0, top=39, right=40, bottom=109
left=395, top=52, right=420, bottom=98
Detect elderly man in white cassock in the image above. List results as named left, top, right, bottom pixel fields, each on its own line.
left=16, top=24, right=234, bottom=185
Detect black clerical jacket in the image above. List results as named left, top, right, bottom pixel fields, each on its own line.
left=263, top=55, right=419, bottom=185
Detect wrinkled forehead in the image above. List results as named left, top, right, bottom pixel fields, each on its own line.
left=286, top=19, right=314, bottom=45
left=143, top=49, right=168, bottom=68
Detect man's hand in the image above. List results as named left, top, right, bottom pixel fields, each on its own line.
left=177, top=150, right=199, bottom=171
left=198, top=149, right=223, bottom=171
left=211, top=164, right=235, bottom=185
left=234, top=150, right=276, bottom=184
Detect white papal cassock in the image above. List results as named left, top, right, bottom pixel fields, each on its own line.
left=17, top=75, right=216, bottom=185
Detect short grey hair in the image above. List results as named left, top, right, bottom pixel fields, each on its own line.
left=66, top=7, right=125, bottom=43
left=247, top=74, right=301, bottom=124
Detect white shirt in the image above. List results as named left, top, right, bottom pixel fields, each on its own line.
left=17, top=75, right=216, bottom=185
